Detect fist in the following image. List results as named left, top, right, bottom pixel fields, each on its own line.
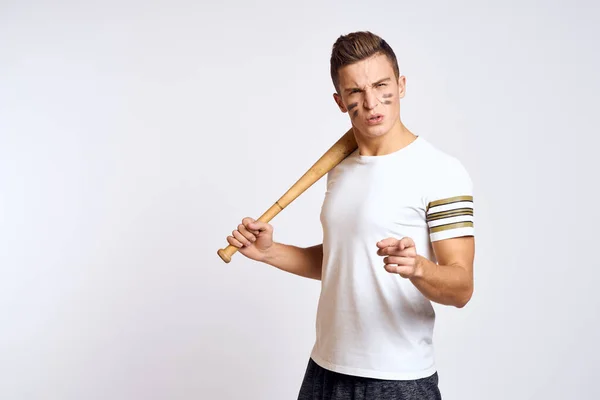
left=376, top=237, right=422, bottom=278
left=227, top=217, right=274, bottom=262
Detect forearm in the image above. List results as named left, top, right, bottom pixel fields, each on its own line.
left=262, top=242, right=323, bottom=280
left=411, top=255, right=473, bottom=308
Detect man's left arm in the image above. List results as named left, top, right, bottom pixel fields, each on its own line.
left=377, top=157, right=476, bottom=308
left=377, top=235, right=474, bottom=308
left=414, top=236, right=475, bottom=307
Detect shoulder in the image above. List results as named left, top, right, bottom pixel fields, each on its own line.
left=324, top=147, right=359, bottom=185
left=417, top=137, right=472, bottom=186
left=417, top=139, right=475, bottom=241
left=415, top=138, right=473, bottom=214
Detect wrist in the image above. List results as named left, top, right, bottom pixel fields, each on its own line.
left=260, top=242, right=279, bottom=264
left=413, top=255, right=429, bottom=279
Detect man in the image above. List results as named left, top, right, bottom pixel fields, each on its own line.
left=226, top=31, right=475, bottom=400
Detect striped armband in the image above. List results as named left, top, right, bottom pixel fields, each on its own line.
left=426, top=195, right=474, bottom=241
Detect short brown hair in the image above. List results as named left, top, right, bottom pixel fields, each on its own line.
left=330, top=31, right=400, bottom=93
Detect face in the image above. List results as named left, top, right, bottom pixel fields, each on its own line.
left=333, top=53, right=405, bottom=139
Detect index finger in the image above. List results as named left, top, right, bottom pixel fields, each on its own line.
left=242, top=217, right=260, bottom=235
left=376, top=238, right=398, bottom=248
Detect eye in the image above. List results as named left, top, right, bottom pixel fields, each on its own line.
left=377, top=83, right=387, bottom=87
left=350, top=89, right=361, bottom=94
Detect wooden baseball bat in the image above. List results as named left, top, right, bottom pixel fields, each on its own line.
left=217, top=127, right=358, bottom=263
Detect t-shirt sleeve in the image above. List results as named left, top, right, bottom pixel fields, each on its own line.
left=425, top=158, right=475, bottom=242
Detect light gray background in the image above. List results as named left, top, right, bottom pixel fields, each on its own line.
left=1, top=1, right=599, bottom=399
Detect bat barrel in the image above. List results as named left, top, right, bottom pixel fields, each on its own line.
left=217, top=127, right=357, bottom=264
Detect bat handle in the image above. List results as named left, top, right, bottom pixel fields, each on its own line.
left=217, top=203, right=283, bottom=264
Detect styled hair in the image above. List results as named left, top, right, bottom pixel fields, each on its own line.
left=330, top=31, right=400, bottom=93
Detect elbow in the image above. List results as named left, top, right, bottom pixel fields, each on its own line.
left=454, top=286, right=473, bottom=308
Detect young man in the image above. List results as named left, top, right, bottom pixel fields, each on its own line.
left=226, top=31, right=475, bottom=400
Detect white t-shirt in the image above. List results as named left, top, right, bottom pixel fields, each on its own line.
left=310, top=135, right=474, bottom=380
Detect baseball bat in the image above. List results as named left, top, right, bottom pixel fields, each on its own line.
left=217, top=127, right=358, bottom=263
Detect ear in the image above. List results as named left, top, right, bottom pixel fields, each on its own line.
left=333, top=92, right=347, bottom=113
left=397, top=75, right=406, bottom=99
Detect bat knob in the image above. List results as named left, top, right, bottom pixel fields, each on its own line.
left=217, top=247, right=233, bottom=263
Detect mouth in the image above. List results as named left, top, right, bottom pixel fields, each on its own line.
left=366, top=114, right=384, bottom=125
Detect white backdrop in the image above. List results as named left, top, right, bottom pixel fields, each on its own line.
left=1, top=1, right=599, bottom=399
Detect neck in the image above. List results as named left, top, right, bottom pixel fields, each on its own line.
left=355, top=118, right=417, bottom=156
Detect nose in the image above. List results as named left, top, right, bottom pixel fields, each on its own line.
left=363, top=89, right=378, bottom=110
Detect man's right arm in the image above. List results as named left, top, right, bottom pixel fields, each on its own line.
left=226, top=217, right=323, bottom=280
left=262, top=242, right=323, bottom=280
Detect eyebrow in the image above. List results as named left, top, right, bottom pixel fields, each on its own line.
left=344, top=77, right=392, bottom=94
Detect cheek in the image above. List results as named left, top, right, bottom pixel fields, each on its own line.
left=381, top=92, right=395, bottom=105
left=347, top=102, right=359, bottom=118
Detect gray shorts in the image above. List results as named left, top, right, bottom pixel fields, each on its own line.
left=297, top=358, right=442, bottom=400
